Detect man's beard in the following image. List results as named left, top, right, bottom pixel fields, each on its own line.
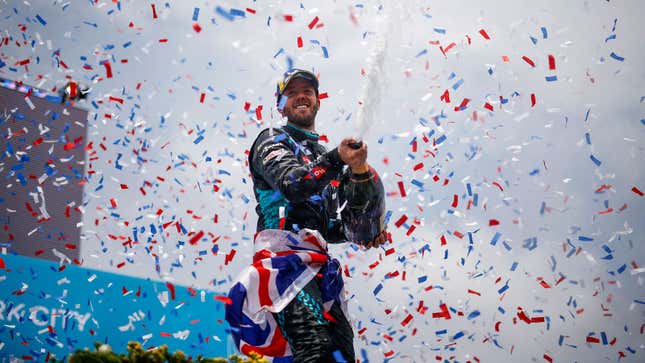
left=284, top=104, right=318, bottom=128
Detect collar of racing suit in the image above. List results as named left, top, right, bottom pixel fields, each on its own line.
left=284, top=122, right=320, bottom=142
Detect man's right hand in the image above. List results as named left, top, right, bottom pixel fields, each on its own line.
left=338, top=138, right=368, bottom=173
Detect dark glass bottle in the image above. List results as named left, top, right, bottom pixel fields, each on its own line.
left=339, top=166, right=386, bottom=245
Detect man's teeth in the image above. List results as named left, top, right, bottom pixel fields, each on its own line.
left=296, top=105, right=308, bottom=109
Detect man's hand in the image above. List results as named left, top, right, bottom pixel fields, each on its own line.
left=338, top=138, right=368, bottom=173
left=363, top=229, right=388, bottom=249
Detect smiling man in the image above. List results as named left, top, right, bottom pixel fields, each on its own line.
left=225, top=69, right=388, bottom=362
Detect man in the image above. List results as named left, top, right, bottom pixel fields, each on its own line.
left=226, top=69, right=387, bottom=362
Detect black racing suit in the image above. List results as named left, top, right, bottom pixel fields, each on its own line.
left=249, top=123, right=380, bottom=362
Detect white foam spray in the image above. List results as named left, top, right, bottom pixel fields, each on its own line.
left=354, top=7, right=392, bottom=140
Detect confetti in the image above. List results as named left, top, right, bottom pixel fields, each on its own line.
left=1, top=3, right=642, bottom=363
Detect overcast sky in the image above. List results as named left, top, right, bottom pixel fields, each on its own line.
left=1, top=0, right=644, bottom=361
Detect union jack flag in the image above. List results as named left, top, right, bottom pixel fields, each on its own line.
left=225, top=229, right=346, bottom=361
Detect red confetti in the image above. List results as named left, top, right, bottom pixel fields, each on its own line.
left=318, top=92, right=328, bottom=100
left=489, top=219, right=500, bottom=226
left=548, top=54, right=556, bottom=70
left=543, top=354, right=553, bottom=363
left=151, top=4, right=158, bottom=19
left=199, top=92, right=205, bottom=103
left=440, top=42, right=456, bottom=56
left=297, top=36, right=303, bottom=48
left=406, top=225, right=416, bottom=236
left=166, top=282, right=176, bottom=300
left=110, top=198, right=117, bottom=208
left=538, top=278, right=551, bottom=289
left=484, top=102, right=494, bottom=111
left=451, top=194, right=458, bottom=208
left=432, top=303, right=451, bottom=319
left=454, top=98, right=470, bottom=111
left=413, top=162, right=424, bottom=171
left=246, top=8, right=256, bottom=14
left=225, top=249, right=236, bottom=265
left=440, top=89, right=451, bottom=103
left=521, top=55, right=536, bottom=67
left=631, top=186, right=643, bottom=196
left=467, top=289, right=481, bottom=296
left=478, top=29, right=491, bottom=40
left=394, top=215, right=408, bottom=228
left=193, top=23, right=202, bottom=33
left=189, top=230, right=204, bottom=245
left=214, top=295, right=232, bottom=304
left=284, top=14, right=293, bottom=22
left=401, top=313, right=413, bottom=326
left=102, top=61, right=113, bottom=78
left=108, top=96, right=124, bottom=104
left=0, top=257, right=5, bottom=269
left=308, top=16, right=319, bottom=29
left=398, top=181, right=407, bottom=197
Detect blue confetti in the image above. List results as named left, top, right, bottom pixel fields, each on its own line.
left=373, top=283, right=383, bottom=296
left=590, top=154, right=602, bottom=166
left=609, top=52, right=624, bottom=62
left=215, top=6, right=235, bottom=21
left=192, top=7, right=200, bottom=21
left=230, top=8, right=246, bottom=18
left=332, top=350, right=347, bottom=363
left=541, top=26, right=548, bottom=39
left=452, top=78, right=464, bottom=90
left=490, top=232, right=501, bottom=246
left=545, top=75, right=558, bottom=82
left=36, top=14, right=47, bottom=25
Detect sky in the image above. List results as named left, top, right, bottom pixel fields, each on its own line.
left=1, top=0, right=644, bottom=362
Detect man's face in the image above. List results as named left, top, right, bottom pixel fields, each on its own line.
left=280, top=78, right=320, bottom=129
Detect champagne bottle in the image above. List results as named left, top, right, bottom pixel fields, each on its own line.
left=339, top=166, right=386, bottom=245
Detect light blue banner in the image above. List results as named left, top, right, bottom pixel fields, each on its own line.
left=0, top=254, right=232, bottom=361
